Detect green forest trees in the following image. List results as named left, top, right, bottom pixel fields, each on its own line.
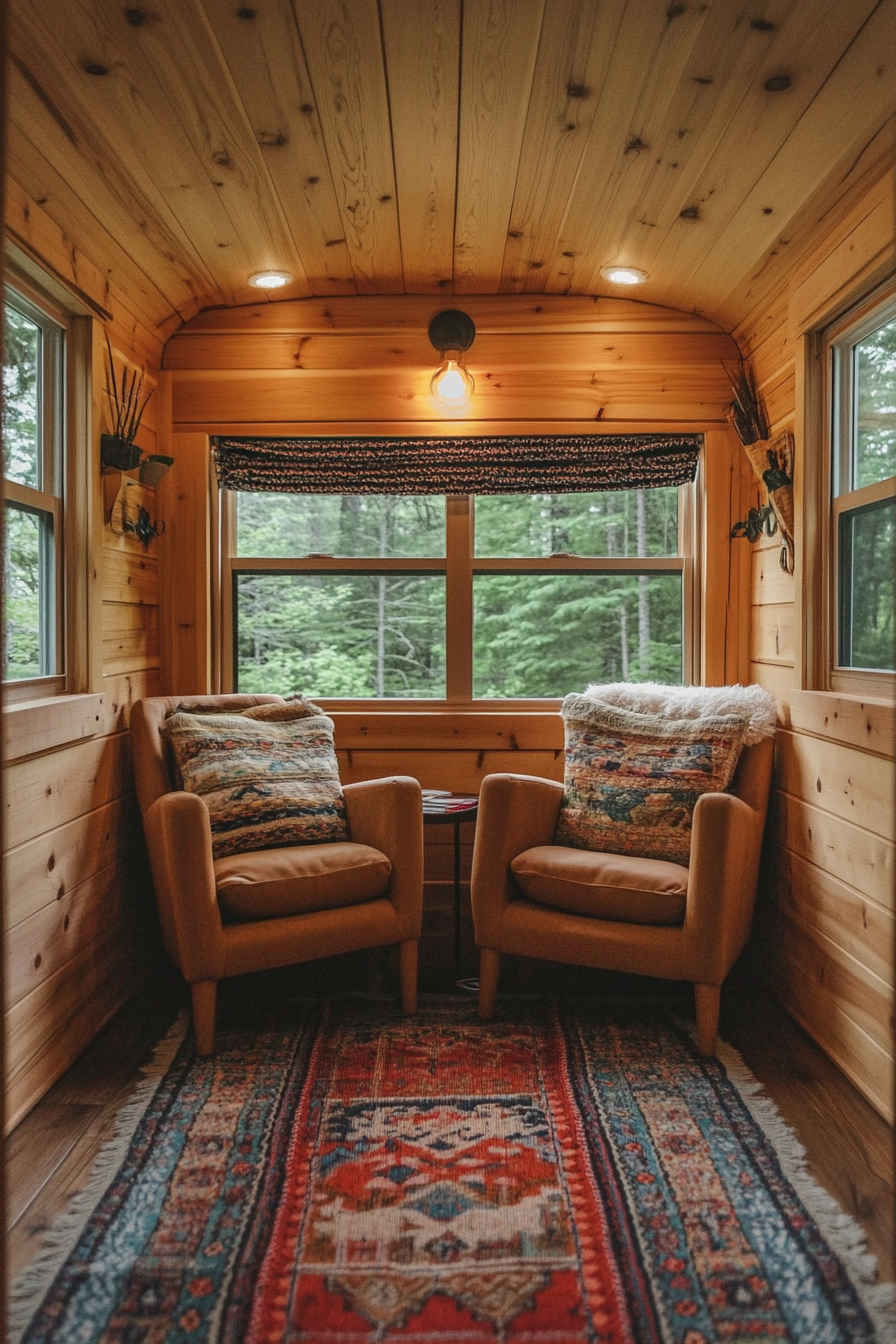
left=3, top=303, right=45, bottom=681
left=233, top=487, right=683, bottom=698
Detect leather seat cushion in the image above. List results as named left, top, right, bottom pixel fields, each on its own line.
left=214, top=842, right=392, bottom=920
left=510, top=845, right=688, bottom=925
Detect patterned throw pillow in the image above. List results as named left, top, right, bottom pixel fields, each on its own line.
left=165, top=709, right=348, bottom=859
left=554, top=694, right=750, bottom=865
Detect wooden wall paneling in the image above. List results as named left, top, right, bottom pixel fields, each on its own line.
left=499, top=0, right=622, bottom=292
left=773, top=729, right=895, bottom=841
left=751, top=546, right=795, bottom=606
left=453, top=0, right=546, bottom=292
left=3, top=795, right=140, bottom=934
left=175, top=294, right=734, bottom=336
left=750, top=602, right=796, bottom=665
left=766, top=848, right=894, bottom=987
left=3, top=735, right=133, bottom=853
left=102, top=551, right=159, bottom=607
left=291, top=0, right=402, bottom=293
left=765, top=935, right=893, bottom=1122
left=99, top=670, right=162, bottom=737
left=379, top=0, right=459, bottom=293
left=5, top=934, right=149, bottom=1133
left=767, top=788, right=894, bottom=912
left=749, top=661, right=793, bottom=716
left=170, top=368, right=731, bottom=426
left=701, top=428, right=742, bottom=685
left=159, top=433, right=211, bottom=695
left=336, top=748, right=563, bottom=793
left=199, top=0, right=356, bottom=295
left=5, top=860, right=152, bottom=1009
left=789, top=690, right=895, bottom=759
left=332, top=712, right=562, bottom=752
left=101, top=605, right=160, bottom=678
left=163, top=330, right=738, bottom=372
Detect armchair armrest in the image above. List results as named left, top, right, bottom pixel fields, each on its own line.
left=684, top=791, right=760, bottom=983
left=343, top=776, right=423, bottom=939
left=470, top=773, right=564, bottom=950
left=144, top=791, right=225, bottom=982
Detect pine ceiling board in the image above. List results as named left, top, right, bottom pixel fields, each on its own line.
left=5, top=58, right=211, bottom=321
left=114, top=0, right=314, bottom=302
left=637, top=0, right=886, bottom=312
left=175, top=294, right=729, bottom=335
left=163, top=330, right=737, bottom=371
left=537, top=0, right=722, bottom=298
left=6, top=123, right=185, bottom=337
left=453, top=0, right=547, bottom=293
left=10, top=1, right=243, bottom=307
left=379, top=0, right=460, bottom=293
left=554, top=0, right=804, bottom=296
left=198, top=0, right=356, bottom=295
left=291, top=0, right=403, bottom=294
left=499, top=0, right=627, bottom=293
left=677, top=1, right=896, bottom=318
left=714, top=115, right=896, bottom=332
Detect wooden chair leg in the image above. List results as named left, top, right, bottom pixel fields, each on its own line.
left=192, top=980, right=217, bottom=1056
left=478, top=949, right=501, bottom=1020
left=399, top=939, right=418, bottom=1014
left=695, top=983, right=721, bottom=1056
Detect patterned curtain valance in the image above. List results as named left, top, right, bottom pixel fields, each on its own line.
left=212, top=433, right=702, bottom=496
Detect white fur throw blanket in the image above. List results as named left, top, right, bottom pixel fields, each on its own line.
left=576, top=681, right=778, bottom=745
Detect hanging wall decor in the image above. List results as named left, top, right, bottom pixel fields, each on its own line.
left=726, top=362, right=795, bottom=574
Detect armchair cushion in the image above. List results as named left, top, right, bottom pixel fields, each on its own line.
left=511, top=845, right=688, bottom=925
left=555, top=693, right=756, bottom=864
left=215, top=841, right=391, bottom=920
left=165, top=708, right=348, bottom=858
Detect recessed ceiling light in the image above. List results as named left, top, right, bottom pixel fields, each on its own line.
left=600, top=266, right=648, bottom=286
left=248, top=270, right=292, bottom=289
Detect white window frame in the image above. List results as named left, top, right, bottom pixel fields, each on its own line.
left=824, top=281, right=896, bottom=696
left=216, top=481, right=697, bottom=707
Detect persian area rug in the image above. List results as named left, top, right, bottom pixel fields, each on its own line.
left=10, top=997, right=893, bottom=1343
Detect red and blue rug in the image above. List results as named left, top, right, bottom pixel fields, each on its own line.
left=11, top=997, right=892, bottom=1342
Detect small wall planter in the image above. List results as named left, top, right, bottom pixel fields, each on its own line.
left=101, top=434, right=143, bottom=472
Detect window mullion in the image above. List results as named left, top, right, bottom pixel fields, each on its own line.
left=445, top=495, right=473, bottom=701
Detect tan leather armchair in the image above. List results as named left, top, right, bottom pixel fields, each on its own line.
left=131, top=695, right=423, bottom=1053
left=470, top=737, right=774, bottom=1054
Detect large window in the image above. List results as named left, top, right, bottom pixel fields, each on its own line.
left=829, top=295, right=896, bottom=685
left=3, top=287, right=65, bottom=687
left=224, top=486, right=691, bottom=702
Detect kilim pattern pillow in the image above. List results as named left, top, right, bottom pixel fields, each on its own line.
left=555, top=693, right=753, bottom=865
left=165, top=709, right=348, bottom=859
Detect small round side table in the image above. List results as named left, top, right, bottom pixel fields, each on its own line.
left=421, top=793, right=478, bottom=976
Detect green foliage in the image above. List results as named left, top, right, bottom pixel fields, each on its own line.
left=3, top=305, right=40, bottom=488
left=856, top=316, right=896, bottom=489
left=235, top=488, right=683, bottom=698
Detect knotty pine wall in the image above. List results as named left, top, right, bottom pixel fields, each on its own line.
left=734, top=162, right=895, bottom=1121
left=2, top=182, right=171, bottom=1130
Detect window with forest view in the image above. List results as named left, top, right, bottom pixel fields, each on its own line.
left=227, top=485, right=688, bottom=701
left=831, top=299, right=896, bottom=677
left=3, top=289, right=64, bottom=684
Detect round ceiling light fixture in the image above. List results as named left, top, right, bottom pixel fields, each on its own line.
left=600, top=265, right=648, bottom=286
left=248, top=270, right=293, bottom=289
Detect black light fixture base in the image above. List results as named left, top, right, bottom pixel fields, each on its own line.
left=428, top=309, right=476, bottom=353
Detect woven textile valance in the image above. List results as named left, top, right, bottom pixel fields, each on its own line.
left=213, top=433, right=701, bottom=496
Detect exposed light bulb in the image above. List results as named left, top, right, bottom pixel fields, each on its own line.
left=248, top=270, right=293, bottom=289
left=431, top=353, right=475, bottom=406
left=600, top=265, right=648, bottom=286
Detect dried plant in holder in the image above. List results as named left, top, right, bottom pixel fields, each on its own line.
left=725, top=360, right=794, bottom=573
left=101, top=337, right=172, bottom=484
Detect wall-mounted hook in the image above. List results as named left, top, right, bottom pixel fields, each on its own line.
left=108, top=476, right=165, bottom=548
left=128, top=505, right=165, bottom=549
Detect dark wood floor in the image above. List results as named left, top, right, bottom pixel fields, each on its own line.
left=6, top=942, right=894, bottom=1291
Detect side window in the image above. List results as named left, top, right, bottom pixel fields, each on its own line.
left=3, top=287, right=65, bottom=689
left=829, top=300, right=896, bottom=687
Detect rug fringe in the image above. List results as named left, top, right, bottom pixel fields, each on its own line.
left=7, top=1010, right=190, bottom=1343
left=713, top=1035, right=896, bottom=1341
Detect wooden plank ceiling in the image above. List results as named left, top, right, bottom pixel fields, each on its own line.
left=9, top=0, right=896, bottom=337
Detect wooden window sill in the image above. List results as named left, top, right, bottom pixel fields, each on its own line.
left=789, top=689, right=895, bottom=758
left=2, top=693, right=105, bottom=762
